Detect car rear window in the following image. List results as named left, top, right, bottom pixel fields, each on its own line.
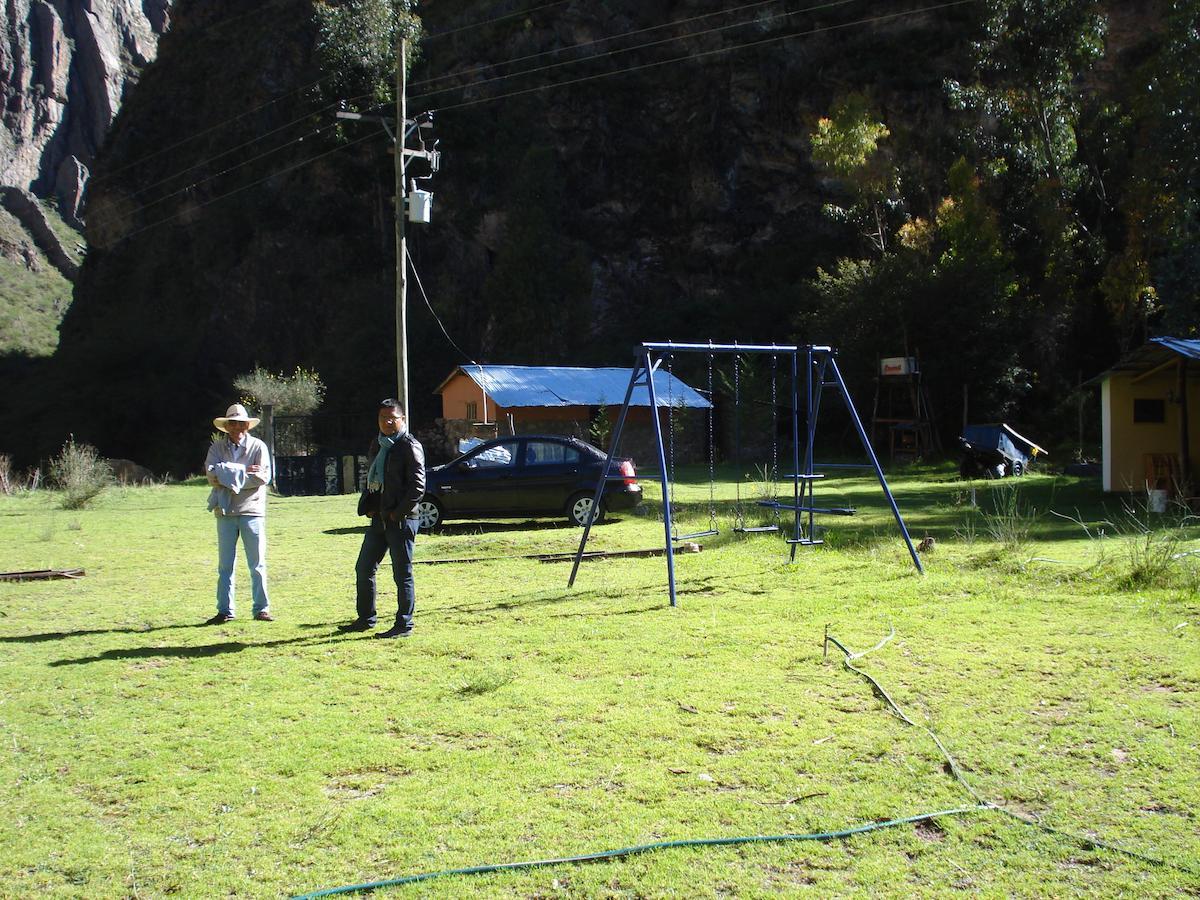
left=524, top=440, right=580, bottom=465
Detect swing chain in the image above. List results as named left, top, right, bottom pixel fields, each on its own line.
left=707, top=350, right=717, bottom=533
left=771, top=353, right=780, bottom=525
left=733, top=351, right=744, bottom=530
left=667, top=352, right=676, bottom=536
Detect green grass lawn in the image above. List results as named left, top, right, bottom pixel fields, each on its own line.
left=1, top=469, right=1197, bottom=897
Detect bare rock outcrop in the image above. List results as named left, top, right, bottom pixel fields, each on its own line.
left=0, top=0, right=171, bottom=223
left=0, top=184, right=77, bottom=277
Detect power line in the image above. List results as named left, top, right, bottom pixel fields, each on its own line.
left=423, top=0, right=572, bottom=40
left=109, top=122, right=340, bottom=226
left=111, top=131, right=380, bottom=245
left=188, top=0, right=295, bottom=35
left=410, top=0, right=829, bottom=91
left=407, top=245, right=478, bottom=366
left=97, top=0, right=566, bottom=185
left=118, top=89, right=378, bottom=202
left=423, top=0, right=978, bottom=113
left=411, top=0, right=861, bottom=102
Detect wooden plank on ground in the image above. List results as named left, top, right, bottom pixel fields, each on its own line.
left=417, top=544, right=702, bottom=566
left=0, top=568, right=86, bottom=582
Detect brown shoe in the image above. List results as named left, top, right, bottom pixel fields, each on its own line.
left=254, top=611, right=275, bottom=622
left=206, top=613, right=234, bottom=625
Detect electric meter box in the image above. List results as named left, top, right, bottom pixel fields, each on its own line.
left=407, top=190, right=433, bottom=224
left=880, top=356, right=918, bottom=376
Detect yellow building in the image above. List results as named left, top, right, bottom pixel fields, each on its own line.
left=1096, top=337, right=1200, bottom=493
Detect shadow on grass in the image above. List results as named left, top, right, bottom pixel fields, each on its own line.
left=431, top=520, right=591, bottom=535
left=321, top=520, right=613, bottom=536
left=48, top=631, right=355, bottom=666
left=1, top=621, right=212, bottom=644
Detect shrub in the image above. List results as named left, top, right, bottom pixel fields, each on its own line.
left=0, top=455, right=41, bottom=495
left=588, top=402, right=612, bottom=450
left=49, top=437, right=113, bottom=509
left=233, top=366, right=326, bottom=416
left=981, top=482, right=1037, bottom=550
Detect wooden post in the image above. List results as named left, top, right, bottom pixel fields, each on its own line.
left=395, top=36, right=409, bottom=412
left=1179, top=359, right=1191, bottom=494
left=262, top=404, right=275, bottom=486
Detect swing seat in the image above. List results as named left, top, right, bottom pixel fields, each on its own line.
left=781, top=473, right=824, bottom=480
left=734, top=525, right=779, bottom=534
left=759, top=501, right=856, bottom=516
left=674, top=529, right=719, bottom=541
left=785, top=538, right=825, bottom=545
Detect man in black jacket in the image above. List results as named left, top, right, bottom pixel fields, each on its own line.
left=341, top=399, right=426, bottom=638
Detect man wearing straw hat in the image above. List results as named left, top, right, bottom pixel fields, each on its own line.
left=204, top=403, right=274, bottom=624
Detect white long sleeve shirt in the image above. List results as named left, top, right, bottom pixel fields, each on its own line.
left=205, top=434, right=271, bottom=516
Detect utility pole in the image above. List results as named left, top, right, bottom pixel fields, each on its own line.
left=395, top=36, right=408, bottom=411
left=336, top=35, right=439, bottom=417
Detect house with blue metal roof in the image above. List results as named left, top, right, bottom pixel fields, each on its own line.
left=435, top=365, right=710, bottom=459
left=1092, top=337, right=1200, bottom=493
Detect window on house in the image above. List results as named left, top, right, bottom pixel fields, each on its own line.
left=1133, top=398, right=1166, bottom=424
left=466, top=401, right=478, bottom=422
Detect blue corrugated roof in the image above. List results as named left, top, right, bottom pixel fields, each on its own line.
left=446, top=365, right=711, bottom=409
left=1150, top=336, right=1200, bottom=360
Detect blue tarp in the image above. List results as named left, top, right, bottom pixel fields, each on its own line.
left=960, top=424, right=1046, bottom=465
left=447, top=365, right=712, bottom=409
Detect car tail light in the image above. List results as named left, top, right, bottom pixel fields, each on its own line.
left=618, top=460, right=637, bottom=485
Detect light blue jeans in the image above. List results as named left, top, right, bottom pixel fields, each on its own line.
left=215, top=515, right=269, bottom=617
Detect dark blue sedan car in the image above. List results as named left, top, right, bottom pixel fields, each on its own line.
left=417, top=435, right=643, bottom=529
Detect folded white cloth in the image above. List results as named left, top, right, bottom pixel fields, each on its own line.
left=207, top=462, right=247, bottom=515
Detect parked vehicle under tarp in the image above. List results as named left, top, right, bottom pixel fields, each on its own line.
left=958, top=423, right=1047, bottom=479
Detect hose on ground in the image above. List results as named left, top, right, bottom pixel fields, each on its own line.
left=293, top=629, right=1196, bottom=897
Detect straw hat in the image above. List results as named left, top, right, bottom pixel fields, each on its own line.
left=213, top=403, right=260, bottom=432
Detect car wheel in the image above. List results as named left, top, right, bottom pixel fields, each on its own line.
left=567, top=491, right=605, bottom=527
left=416, top=498, right=443, bottom=530
left=1007, top=460, right=1025, bottom=477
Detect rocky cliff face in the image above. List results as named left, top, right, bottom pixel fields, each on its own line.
left=20, top=0, right=979, bottom=472
left=0, top=0, right=170, bottom=220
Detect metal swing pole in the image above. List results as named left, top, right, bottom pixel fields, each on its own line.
left=643, top=347, right=678, bottom=607
left=568, top=356, right=643, bottom=588
left=805, top=346, right=816, bottom=544
left=789, top=348, right=802, bottom=558
left=827, top=354, right=924, bottom=574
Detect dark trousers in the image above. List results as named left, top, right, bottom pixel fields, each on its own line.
left=355, top=516, right=419, bottom=629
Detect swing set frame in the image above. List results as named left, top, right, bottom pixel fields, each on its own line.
left=568, top=342, right=924, bottom=608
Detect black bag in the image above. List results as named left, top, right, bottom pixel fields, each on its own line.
left=357, top=489, right=381, bottom=517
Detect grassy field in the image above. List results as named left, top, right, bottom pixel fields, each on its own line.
left=1, top=468, right=1198, bottom=897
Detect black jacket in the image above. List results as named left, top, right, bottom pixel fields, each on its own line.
left=357, top=432, right=426, bottom=519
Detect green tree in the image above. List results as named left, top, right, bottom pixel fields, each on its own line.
left=314, top=0, right=422, bottom=102
left=946, top=0, right=1105, bottom=191
left=945, top=0, right=1108, bottom=427
left=809, top=93, right=899, bottom=256
left=234, top=367, right=326, bottom=415
left=1123, top=0, right=1200, bottom=339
